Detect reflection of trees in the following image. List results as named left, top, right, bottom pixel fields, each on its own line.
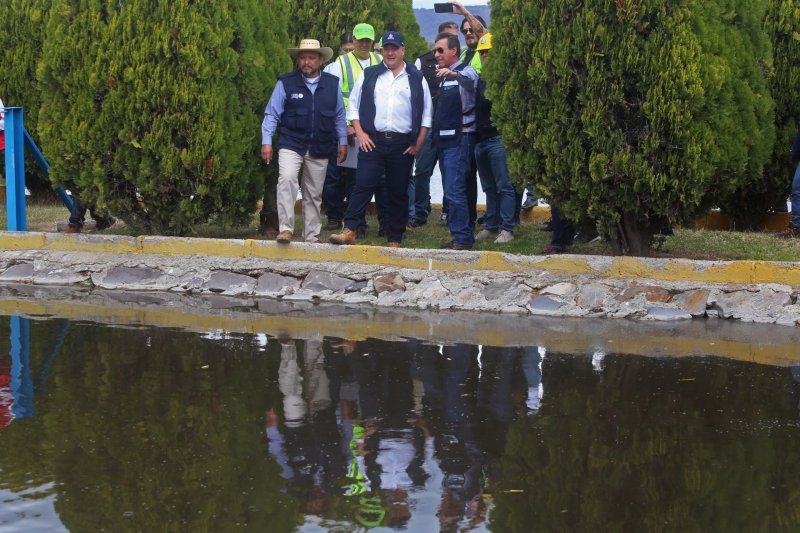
left=0, top=320, right=298, bottom=531
left=494, top=354, right=800, bottom=532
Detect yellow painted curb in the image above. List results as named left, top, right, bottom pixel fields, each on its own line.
left=1, top=231, right=798, bottom=286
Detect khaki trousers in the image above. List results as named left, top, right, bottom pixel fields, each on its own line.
left=276, top=149, right=327, bottom=242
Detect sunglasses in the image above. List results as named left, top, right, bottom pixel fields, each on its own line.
left=462, top=28, right=474, bottom=35
left=433, top=47, right=448, bottom=54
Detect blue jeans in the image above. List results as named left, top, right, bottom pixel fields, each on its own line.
left=475, top=136, right=516, bottom=232
left=412, top=130, right=436, bottom=223
left=791, top=161, right=800, bottom=229
left=439, top=134, right=476, bottom=247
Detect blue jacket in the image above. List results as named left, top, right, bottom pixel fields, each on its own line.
left=277, top=71, right=339, bottom=158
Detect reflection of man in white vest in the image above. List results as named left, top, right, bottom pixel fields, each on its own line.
left=322, top=23, right=383, bottom=233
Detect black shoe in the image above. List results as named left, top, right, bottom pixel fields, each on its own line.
left=440, top=240, right=473, bottom=251
left=356, top=226, right=367, bottom=239
left=325, top=219, right=343, bottom=231
left=476, top=215, right=485, bottom=225
left=94, top=215, right=116, bottom=230
left=409, top=218, right=427, bottom=228
left=259, top=210, right=279, bottom=236
left=777, top=225, right=800, bottom=239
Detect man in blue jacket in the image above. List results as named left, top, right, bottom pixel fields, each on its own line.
left=261, top=39, right=347, bottom=244
left=330, top=31, right=432, bottom=248
left=778, top=127, right=800, bottom=238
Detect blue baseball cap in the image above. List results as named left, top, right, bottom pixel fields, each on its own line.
left=381, top=31, right=405, bottom=48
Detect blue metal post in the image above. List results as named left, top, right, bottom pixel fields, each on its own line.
left=10, top=316, right=34, bottom=420
left=4, top=107, right=26, bottom=231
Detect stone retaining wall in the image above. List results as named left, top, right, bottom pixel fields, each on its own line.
left=0, top=231, right=798, bottom=327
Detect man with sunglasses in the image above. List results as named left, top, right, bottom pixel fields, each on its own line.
left=450, top=1, right=487, bottom=75
left=431, top=32, right=479, bottom=250
left=409, top=21, right=460, bottom=229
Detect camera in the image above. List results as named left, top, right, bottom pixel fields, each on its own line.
left=434, top=3, right=455, bottom=14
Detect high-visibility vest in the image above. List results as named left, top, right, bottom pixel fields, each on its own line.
left=339, top=51, right=382, bottom=110
left=460, top=48, right=482, bottom=75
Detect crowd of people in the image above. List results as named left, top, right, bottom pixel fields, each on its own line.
left=260, top=1, right=547, bottom=251
left=259, top=1, right=800, bottom=252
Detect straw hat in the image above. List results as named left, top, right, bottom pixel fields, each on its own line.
left=288, top=39, right=334, bottom=62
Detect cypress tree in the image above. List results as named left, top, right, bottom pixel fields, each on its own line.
left=764, top=0, right=800, bottom=211
left=488, top=0, right=775, bottom=255
left=0, top=0, right=52, bottom=190
left=288, top=0, right=426, bottom=58
left=37, top=0, right=290, bottom=235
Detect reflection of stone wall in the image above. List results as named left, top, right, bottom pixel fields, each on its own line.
left=0, top=232, right=798, bottom=330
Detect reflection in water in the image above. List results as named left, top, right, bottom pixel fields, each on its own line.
left=0, top=315, right=799, bottom=531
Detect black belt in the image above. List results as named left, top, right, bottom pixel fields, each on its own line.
left=376, top=131, right=409, bottom=139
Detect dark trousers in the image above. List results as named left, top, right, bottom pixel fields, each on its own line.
left=550, top=205, right=575, bottom=247
left=323, top=158, right=355, bottom=223
left=344, top=135, right=414, bottom=243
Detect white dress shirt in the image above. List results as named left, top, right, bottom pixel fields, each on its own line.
left=347, top=63, right=432, bottom=133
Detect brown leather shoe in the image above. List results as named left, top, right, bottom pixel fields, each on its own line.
left=276, top=230, right=293, bottom=243
left=329, top=228, right=356, bottom=245
left=388, top=241, right=401, bottom=248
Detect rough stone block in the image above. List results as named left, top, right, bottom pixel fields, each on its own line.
left=541, top=282, right=576, bottom=297
left=672, top=289, right=709, bottom=317
left=203, top=271, right=256, bottom=295
left=619, top=285, right=671, bottom=303
left=483, top=281, right=514, bottom=301
left=33, top=268, right=91, bottom=285
left=374, top=272, right=406, bottom=293
left=256, top=272, right=301, bottom=296
left=528, top=295, right=565, bottom=315
left=0, top=263, right=34, bottom=282
left=302, top=270, right=353, bottom=292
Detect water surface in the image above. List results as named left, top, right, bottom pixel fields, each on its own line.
left=0, top=313, right=799, bottom=531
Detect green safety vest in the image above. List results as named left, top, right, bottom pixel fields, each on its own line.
left=339, top=51, right=382, bottom=110
left=460, top=48, right=482, bottom=75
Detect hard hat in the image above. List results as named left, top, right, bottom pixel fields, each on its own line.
left=476, top=33, right=492, bottom=51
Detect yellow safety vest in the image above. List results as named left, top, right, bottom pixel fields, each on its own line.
left=460, top=48, right=482, bottom=75
left=339, top=51, right=382, bottom=110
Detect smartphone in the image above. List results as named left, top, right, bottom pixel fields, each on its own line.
left=434, top=3, right=454, bottom=14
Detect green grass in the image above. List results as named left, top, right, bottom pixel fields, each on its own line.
left=2, top=199, right=800, bottom=262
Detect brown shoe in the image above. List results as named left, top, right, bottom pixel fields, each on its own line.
left=329, top=228, right=356, bottom=245
left=388, top=241, right=401, bottom=248
left=276, top=230, right=293, bottom=243
left=776, top=225, right=800, bottom=239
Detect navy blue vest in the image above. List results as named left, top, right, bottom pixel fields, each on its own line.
left=277, top=71, right=339, bottom=158
left=358, top=62, right=425, bottom=142
left=432, top=62, right=469, bottom=149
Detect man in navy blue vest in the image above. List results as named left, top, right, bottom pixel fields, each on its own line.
left=329, top=31, right=432, bottom=248
left=261, top=39, right=347, bottom=244
left=431, top=32, right=479, bottom=250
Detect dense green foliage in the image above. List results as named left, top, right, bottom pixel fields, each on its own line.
left=764, top=0, right=800, bottom=210
left=35, top=1, right=290, bottom=234
left=288, top=0, right=427, bottom=59
left=488, top=0, right=775, bottom=254
left=0, top=0, right=52, bottom=191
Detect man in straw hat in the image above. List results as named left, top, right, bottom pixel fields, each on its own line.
left=261, top=39, right=347, bottom=244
